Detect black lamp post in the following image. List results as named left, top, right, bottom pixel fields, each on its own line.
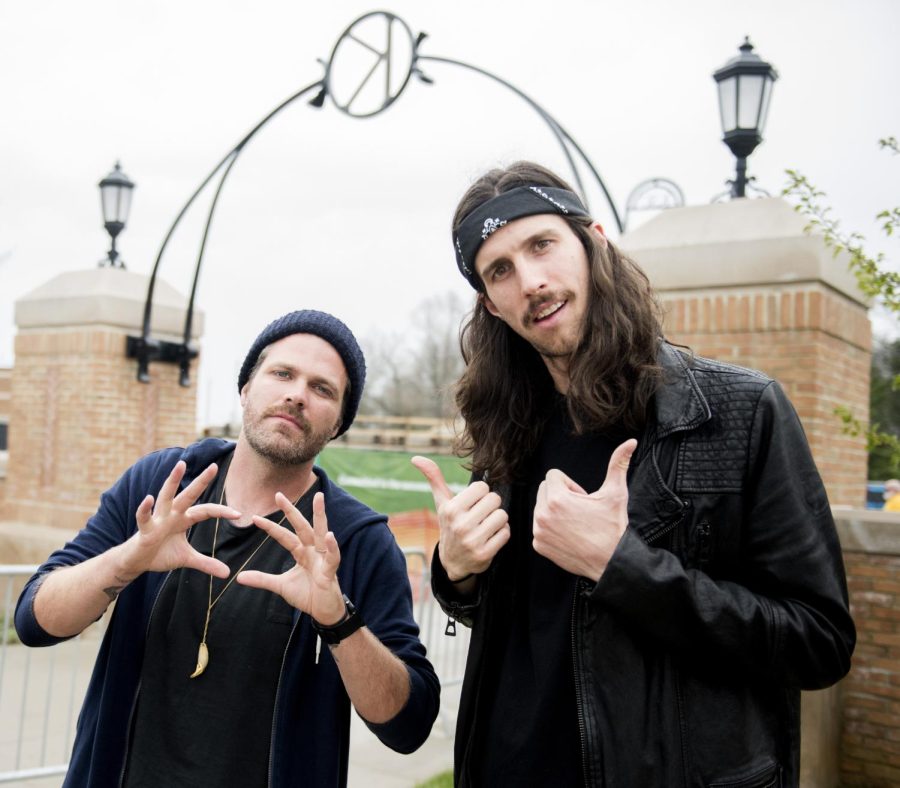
left=98, top=161, right=135, bottom=268
left=713, top=38, right=778, bottom=198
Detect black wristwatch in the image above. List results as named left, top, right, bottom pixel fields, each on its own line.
left=312, top=595, right=365, bottom=645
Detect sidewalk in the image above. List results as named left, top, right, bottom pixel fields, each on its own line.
left=348, top=685, right=457, bottom=787
left=0, top=633, right=456, bottom=788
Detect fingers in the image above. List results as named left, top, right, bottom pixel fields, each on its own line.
left=311, top=492, right=329, bottom=551
left=184, top=551, right=231, bottom=579
left=484, top=514, right=512, bottom=553
left=172, top=463, right=219, bottom=513
left=411, top=456, right=453, bottom=509
left=274, top=491, right=312, bottom=538
left=184, top=503, right=241, bottom=523
left=543, top=469, right=587, bottom=495
left=154, top=461, right=187, bottom=517
left=311, top=493, right=341, bottom=575
left=235, top=569, right=279, bottom=593
left=251, top=513, right=303, bottom=552
left=135, top=494, right=155, bottom=529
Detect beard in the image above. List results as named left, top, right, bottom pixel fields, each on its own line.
left=520, top=289, right=583, bottom=358
left=242, top=404, right=338, bottom=467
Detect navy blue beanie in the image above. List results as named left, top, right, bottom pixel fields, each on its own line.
left=237, top=310, right=366, bottom=437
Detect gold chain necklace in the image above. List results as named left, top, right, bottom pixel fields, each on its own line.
left=189, top=481, right=301, bottom=678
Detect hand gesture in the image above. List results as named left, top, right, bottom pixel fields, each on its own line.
left=533, top=438, right=636, bottom=581
left=122, top=461, right=239, bottom=579
left=237, top=492, right=346, bottom=626
left=412, top=456, right=510, bottom=582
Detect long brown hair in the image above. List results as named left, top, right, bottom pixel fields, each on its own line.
left=453, top=161, right=664, bottom=484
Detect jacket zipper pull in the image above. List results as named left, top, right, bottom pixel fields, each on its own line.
left=315, top=634, right=322, bottom=663
left=444, top=616, right=457, bottom=637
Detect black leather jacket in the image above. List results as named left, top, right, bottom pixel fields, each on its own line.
left=432, top=344, right=855, bottom=787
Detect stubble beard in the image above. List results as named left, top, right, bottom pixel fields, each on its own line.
left=243, top=406, right=337, bottom=467
left=521, top=289, right=583, bottom=359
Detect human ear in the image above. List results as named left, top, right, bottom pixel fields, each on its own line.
left=480, top=293, right=502, bottom=319
left=590, top=223, right=608, bottom=247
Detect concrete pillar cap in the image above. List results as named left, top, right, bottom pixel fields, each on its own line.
left=14, top=268, right=203, bottom=341
left=620, top=197, right=867, bottom=306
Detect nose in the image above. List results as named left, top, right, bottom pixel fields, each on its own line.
left=284, top=381, right=307, bottom=408
left=518, top=257, right=548, bottom=297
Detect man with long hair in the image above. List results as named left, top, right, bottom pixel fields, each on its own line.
left=413, top=162, right=855, bottom=786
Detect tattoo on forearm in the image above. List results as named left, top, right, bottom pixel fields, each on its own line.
left=102, top=575, right=133, bottom=601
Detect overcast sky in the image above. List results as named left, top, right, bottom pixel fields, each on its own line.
left=2, top=0, right=898, bottom=426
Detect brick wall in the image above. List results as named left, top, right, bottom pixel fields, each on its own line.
left=2, top=327, right=198, bottom=531
left=660, top=282, right=871, bottom=507
left=840, top=548, right=900, bottom=787
left=834, top=507, right=900, bottom=787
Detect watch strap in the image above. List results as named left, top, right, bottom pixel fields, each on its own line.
left=312, top=594, right=364, bottom=645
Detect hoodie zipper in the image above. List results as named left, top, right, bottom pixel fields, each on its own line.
left=266, top=615, right=301, bottom=788
left=117, top=569, right=175, bottom=787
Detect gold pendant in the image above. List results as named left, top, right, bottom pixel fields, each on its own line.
left=189, top=641, right=209, bottom=678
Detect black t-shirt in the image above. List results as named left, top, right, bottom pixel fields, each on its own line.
left=475, top=395, right=619, bottom=787
left=124, top=455, right=319, bottom=788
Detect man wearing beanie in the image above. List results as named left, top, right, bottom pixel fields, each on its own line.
left=413, top=162, right=854, bottom=786
left=16, top=309, right=440, bottom=788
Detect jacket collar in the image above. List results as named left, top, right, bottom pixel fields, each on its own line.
left=652, top=342, right=712, bottom=439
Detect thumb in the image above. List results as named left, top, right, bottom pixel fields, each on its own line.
left=592, top=438, right=637, bottom=496
left=411, top=456, right=453, bottom=508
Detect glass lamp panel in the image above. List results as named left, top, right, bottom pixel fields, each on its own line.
left=117, top=187, right=133, bottom=226
left=717, top=77, right=737, bottom=133
left=737, top=73, right=764, bottom=130
left=757, top=77, right=774, bottom=134
left=100, top=184, right=119, bottom=224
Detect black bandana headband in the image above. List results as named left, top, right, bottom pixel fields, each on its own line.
left=453, top=185, right=590, bottom=288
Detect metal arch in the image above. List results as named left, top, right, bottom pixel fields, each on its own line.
left=132, top=11, right=628, bottom=384
left=414, top=54, right=624, bottom=234
left=130, top=79, right=324, bottom=384
left=319, top=11, right=623, bottom=227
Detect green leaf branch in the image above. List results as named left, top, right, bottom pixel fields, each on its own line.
left=784, top=138, right=900, bottom=477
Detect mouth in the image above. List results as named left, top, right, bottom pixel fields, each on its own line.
left=270, top=412, right=304, bottom=430
left=530, top=299, right=566, bottom=324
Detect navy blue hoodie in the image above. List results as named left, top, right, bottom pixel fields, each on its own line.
left=16, top=439, right=440, bottom=787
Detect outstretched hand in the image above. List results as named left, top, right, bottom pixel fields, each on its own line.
left=412, top=456, right=510, bottom=582
left=533, top=438, right=636, bottom=582
left=122, top=461, right=238, bottom=579
left=237, top=491, right=346, bottom=626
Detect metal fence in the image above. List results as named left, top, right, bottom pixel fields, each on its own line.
left=0, top=553, right=469, bottom=784
left=0, top=566, right=107, bottom=785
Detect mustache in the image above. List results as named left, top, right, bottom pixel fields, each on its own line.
left=265, top=406, right=311, bottom=431
left=523, top=290, right=573, bottom=326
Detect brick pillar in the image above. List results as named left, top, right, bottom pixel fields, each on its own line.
left=621, top=197, right=871, bottom=508
left=2, top=268, right=203, bottom=533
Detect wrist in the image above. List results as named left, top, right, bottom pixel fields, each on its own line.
left=112, top=539, right=144, bottom=582
left=312, top=595, right=365, bottom=646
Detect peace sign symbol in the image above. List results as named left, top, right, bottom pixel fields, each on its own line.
left=324, top=11, right=417, bottom=118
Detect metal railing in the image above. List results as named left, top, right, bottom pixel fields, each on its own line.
left=0, top=566, right=108, bottom=785
left=0, top=553, right=470, bottom=783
